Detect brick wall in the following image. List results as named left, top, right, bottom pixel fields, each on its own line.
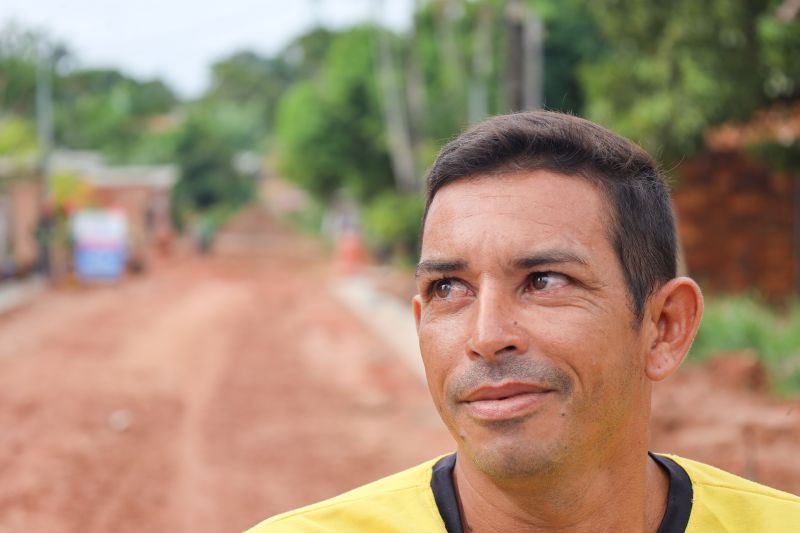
left=673, top=151, right=797, bottom=299
left=10, top=182, right=41, bottom=273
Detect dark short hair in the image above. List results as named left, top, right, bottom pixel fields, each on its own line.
left=422, top=110, right=677, bottom=322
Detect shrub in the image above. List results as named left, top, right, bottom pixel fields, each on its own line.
left=362, top=192, right=424, bottom=263
left=690, top=296, right=800, bottom=395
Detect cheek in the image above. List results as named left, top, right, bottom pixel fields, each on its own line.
left=525, top=307, right=633, bottom=388
left=418, top=316, right=465, bottom=398
left=419, top=322, right=454, bottom=368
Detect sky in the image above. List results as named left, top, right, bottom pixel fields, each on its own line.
left=0, top=0, right=415, bottom=98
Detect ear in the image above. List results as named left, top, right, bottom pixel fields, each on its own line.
left=643, top=277, right=704, bottom=382
left=412, top=294, right=423, bottom=331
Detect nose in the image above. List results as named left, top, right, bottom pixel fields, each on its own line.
left=467, top=286, right=528, bottom=362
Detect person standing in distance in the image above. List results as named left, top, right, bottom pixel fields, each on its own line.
left=248, top=111, right=800, bottom=532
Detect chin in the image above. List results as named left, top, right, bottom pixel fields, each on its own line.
left=461, top=428, right=567, bottom=480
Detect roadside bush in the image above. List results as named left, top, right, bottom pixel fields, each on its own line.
left=0, top=116, right=38, bottom=157
left=690, top=296, right=800, bottom=395
left=362, top=192, right=424, bottom=263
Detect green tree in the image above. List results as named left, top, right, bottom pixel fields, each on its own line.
left=170, top=109, right=254, bottom=226
left=363, top=191, right=424, bottom=259
left=199, top=28, right=337, bottom=152
left=202, top=52, right=289, bottom=150
left=275, top=81, right=342, bottom=200
left=0, top=115, right=37, bottom=156
left=407, top=0, right=604, bottom=155
left=0, top=22, right=58, bottom=117
left=54, top=68, right=177, bottom=162
left=579, top=0, right=799, bottom=162
left=276, top=26, right=394, bottom=202
left=534, top=0, right=607, bottom=113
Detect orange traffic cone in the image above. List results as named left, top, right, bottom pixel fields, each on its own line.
left=334, top=231, right=366, bottom=275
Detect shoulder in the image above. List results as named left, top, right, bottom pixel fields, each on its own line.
left=663, top=454, right=800, bottom=533
left=244, top=457, right=448, bottom=533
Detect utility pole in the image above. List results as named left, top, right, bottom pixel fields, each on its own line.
left=523, top=11, right=544, bottom=110
left=373, top=0, right=418, bottom=193
left=794, top=171, right=800, bottom=295
left=406, top=0, right=427, bottom=173
left=438, top=0, right=466, bottom=122
left=469, top=3, right=493, bottom=124
left=35, top=42, right=55, bottom=278
left=35, top=42, right=53, bottom=200
left=505, top=0, right=524, bottom=111
left=309, top=0, right=323, bottom=28
left=505, top=0, right=544, bottom=111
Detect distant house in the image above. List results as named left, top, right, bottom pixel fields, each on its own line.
left=0, top=156, right=41, bottom=277
left=0, top=149, right=179, bottom=278
left=50, top=150, right=178, bottom=266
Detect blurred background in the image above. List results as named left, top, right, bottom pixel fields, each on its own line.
left=0, top=0, right=798, bottom=531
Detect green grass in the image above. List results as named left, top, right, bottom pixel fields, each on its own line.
left=690, top=296, right=800, bottom=395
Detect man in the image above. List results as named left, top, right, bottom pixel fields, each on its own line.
left=248, top=111, right=800, bottom=532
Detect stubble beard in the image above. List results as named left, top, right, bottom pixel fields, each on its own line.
left=442, top=356, right=577, bottom=481
left=454, top=403, right=575, bottom=481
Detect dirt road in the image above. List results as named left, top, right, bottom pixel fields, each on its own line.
left=0, top=210, right=452, bottom=533
left=0, top=207, right=797, bottom=533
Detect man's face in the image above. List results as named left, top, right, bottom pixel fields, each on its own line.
left=413, top=171, right=651, bottom=480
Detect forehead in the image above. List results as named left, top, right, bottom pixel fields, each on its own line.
left=421, top=171, right=613, bottom=259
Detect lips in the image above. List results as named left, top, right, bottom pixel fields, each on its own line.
left=461, top=382, right=555, bottom=420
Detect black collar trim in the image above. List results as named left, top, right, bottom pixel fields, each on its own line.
left=430, top=452, right=693, bottom=533
left=431, top=454, right=463, bottom=533
left=650, top=453, right=694, bottom=533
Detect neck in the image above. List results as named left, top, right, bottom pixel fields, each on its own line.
left=453, top=442, right=668, bottom=533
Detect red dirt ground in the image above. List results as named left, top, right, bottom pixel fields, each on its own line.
left=0, top=207, right=797, bottom=533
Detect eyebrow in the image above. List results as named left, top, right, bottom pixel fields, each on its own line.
left=512, top=250, right=589, bottom=270
left=415, top=250, right=588, bottom=278
left=415, top=259, right=468, bottom=278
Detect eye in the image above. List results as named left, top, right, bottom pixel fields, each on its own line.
left=432, top=279, right=452, bottom=299
left=429, top=278, right=470, bottom=300
left=527, top=272, right=569, bottom=291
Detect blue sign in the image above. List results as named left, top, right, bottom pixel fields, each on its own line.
left=74, top=246, right=128, bottom=280
left=71, top=209, right=129, bottom=282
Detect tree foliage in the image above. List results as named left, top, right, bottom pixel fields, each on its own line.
left=1, top=1, right=798, bottom=247
left=199, top=28, right=337, bottom=152
left=0, top=22, right=179, bottom=164
left=276, top=27, right=394, bottom=203
left=363, top=191, right=424, bottom=259
left=54, top=68, right=177, bottom=162
left=0, top=22, right=60, bottom=116
left=580, top=0, right=799, bottom=162
left=0, top=115, right=37, bottom=156
left=170, top=109, right=254, bottom=226
left=535, top=0, right=607, bottom=113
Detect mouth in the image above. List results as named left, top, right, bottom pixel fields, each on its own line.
left=461, top=382, right=556, bottom=421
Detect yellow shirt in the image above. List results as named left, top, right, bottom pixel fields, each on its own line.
left=672, top=454, right=800, bottom=532
left=247, top=453, right=800, bottom=532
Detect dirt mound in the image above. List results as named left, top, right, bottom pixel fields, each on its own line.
left=651, top=355, right=800, bottom=494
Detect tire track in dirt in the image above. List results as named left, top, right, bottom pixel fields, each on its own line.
left=82, top=281, right=254, bottom=533
left=0, top=209, right=454, bottom=533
